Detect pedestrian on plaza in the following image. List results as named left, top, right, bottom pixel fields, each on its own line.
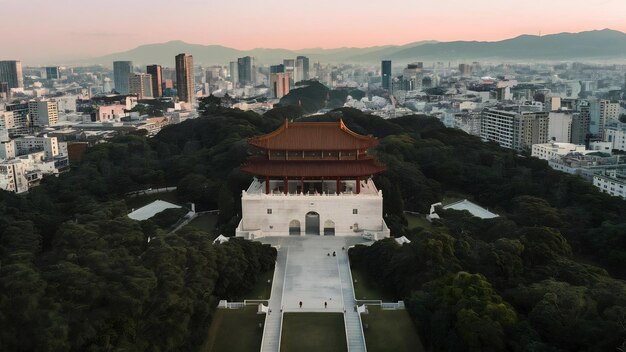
left=299, top=301, right=302, bottom=308
left=325, top=301, right=327, bottom=308
left=332, top=251, right=336, bottom=257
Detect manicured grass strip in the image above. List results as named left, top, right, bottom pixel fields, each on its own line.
left=362, top=306, right=424, bottom=352
left=202, top=306, right=265, bottom=352
left=351, top=268, right=394, bottom=301
left=280, top=313, right=347, bottom=352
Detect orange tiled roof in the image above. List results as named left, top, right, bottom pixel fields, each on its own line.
left=248, top=119, right=378, bottom=151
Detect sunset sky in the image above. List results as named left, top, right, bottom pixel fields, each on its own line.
left=2, top=0, right=625, bottom=64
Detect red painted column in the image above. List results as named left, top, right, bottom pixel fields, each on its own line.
left=300, top=177, right=304, bottom=194
left=336, top=178, right=341, bottom=194
left=356, top=176, right=361, bottom=194
left=284, top=177, right=288, bottom=194
left=265, top=177, right=270, bottom=194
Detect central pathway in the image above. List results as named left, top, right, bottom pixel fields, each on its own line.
left=259, top=236, right=371, bottom=352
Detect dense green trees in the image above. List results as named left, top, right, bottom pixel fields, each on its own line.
left=1, top=103, right=625, bottom=350
left=0, top=108, right=282, bottom=351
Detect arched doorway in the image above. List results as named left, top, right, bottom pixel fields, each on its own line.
left=305, top=212, right=320, bottom=235
left=323, top=219, right=335, bottom=236
left=289, top=219, right=301, bottom=236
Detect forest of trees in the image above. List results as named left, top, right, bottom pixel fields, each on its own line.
left=0, top=107, right=280, bottom=351
left=1, top=98, right=625, bottom=351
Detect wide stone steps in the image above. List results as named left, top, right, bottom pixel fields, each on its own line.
left=260, top=247, right=288, bottom=352
left=338, top=250, right=367, bottom=352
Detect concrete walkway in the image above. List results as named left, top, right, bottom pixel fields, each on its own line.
left=259, top=236, right=372, bottom=352
left=338, top=245, right=367, bottom=352
left=260, top=246, right=288, bottom=352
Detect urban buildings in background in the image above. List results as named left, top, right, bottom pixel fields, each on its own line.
left=270, top=72, right=290, bottom=98
left=237, top=56, right=255, bottom=86
left=1, top=48, right=625, bottom=197
left=113, top=61, right=133, bottom=95
left=0, top=60, right=24, bottom=89
left=175, top=53, right=194, bottom=105
left=129, top=73, right=153, bottom=99
left=381, top=60, right=392, bottom=91
left=146, top=65, right=163, bottom=98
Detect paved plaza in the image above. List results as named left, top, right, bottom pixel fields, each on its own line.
left=258, top=236, right=373, bottom=352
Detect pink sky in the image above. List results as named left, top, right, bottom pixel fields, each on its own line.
left=1, top=0, right=625, bottom=64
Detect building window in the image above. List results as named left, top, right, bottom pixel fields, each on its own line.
left=353, top=209, right=358, bottom=214
left=267, top=209, right=272, bottom=214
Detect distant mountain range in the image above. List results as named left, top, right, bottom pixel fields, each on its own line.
left=85, top=29, right=626, bottom=67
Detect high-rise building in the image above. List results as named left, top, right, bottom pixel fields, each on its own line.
left=270, top=73, right=290, bottom=98
left=229, top=61, right=239, bottom=86
left=458, top=64, right=472, bottom=76
left=45, top=67, right=60, bottom=80
left=0, top=82, right=9, bottom=99
left=599, top=100, right=620, bottom=136
left=237, top=56, right=254, bottom=85
left=175, top=53, right=194, bottom=105
left=4, top=103, right=29, bottom=135
left=481, top=108, right=548, bottom=152
left=113, top=61, right=133, bottom=94
left=296, top=56, right=310, bottom=81
left=146, top=65, right=163, bottom=98
left=548, top=111, right=575, bottom=142
left=129, top=73, right=153, bottom=99
left=0, top=60, right=24, bottom=89
left=381, top=60, right=392, bottom=90
left=270, top=64, right=285, bottom=74
left=28, top=100, right=59, bottom=127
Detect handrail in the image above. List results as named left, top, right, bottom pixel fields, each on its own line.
left=344, top=249, right=368, bottom=351
left=276, top=247, right=289, bottom=352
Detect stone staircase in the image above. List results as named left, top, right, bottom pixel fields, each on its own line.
left=338, top=250, right=367, bottom=352
left=260, top=247, right=288, bottom=352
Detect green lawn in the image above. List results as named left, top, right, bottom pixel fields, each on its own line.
left=280, top=313, right=347, bottom=352
left=185, top=213, right=219, bottom=239
left=362, top=306, right=424, bottom=352
left=405, top=213, right=432, bottom=230
left=201, top=306, right=265, bottom=352
left=351, top=268, right=394, bottom=301
left=125, top=190, right=179, bottom=210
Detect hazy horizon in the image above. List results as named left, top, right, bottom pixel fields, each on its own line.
left=2, top=0, right=626, bottom=64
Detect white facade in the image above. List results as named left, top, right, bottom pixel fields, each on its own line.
left=0, top=139, right=16, bottom=159
left=236, top=178, right=389, bottom=239
left=531, top=142, right=587, bottom=161
left=14, top=135, right=59, bottom=159
left=604, top=124, right=626, bottom=152
left=0, top=160, right=29, bottom=193
left=548, top=111, right=573, bottom=142
left=29, top=100, right=59, bottom=126
left=593, top=172, right=626, bottom=200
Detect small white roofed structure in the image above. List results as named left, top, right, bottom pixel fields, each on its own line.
left=443, top=199, right=499, bottom=219
left=128, top=200, right=182, bottom=221
left=394, top=236, right=411, bottom=245
left=213, top=235, right=230, bottom=244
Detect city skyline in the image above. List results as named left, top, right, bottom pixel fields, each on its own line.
left=2, top=0, right=626, bottom=63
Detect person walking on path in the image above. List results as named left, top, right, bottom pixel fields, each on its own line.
left=299, top=301, right=302, bottom=308
left=325, top=301, right=327, bottom=309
